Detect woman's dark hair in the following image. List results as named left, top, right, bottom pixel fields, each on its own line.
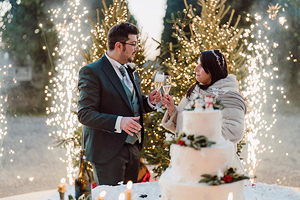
left=107, top=22, right=139, bottom=50
left=186, top=49, right=228, bottom=98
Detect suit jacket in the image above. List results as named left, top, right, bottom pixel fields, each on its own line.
left=77, top=55, right=154, bottom=164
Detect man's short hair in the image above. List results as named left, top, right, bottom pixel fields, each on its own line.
left=107, top=22, right=139, bottom=50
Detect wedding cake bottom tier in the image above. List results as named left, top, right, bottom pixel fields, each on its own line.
left=159, top=168, right=245, bottom=200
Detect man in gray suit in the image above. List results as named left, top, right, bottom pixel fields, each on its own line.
left=77, top=22, right=161, bottom=186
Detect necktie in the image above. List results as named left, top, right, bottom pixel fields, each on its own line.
left=119, top=65, right=133, bottom=92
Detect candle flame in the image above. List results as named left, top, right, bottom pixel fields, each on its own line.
left=119, top=192, right=125, bottom=200
left=127, top=180, right=133, bottom=190
left=228, top=192, right=233, bottom=200
left=60, top=178, right=66, bottom=184
left=100, top=191, right=106, bottom=197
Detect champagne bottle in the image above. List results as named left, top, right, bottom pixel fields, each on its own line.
left=75, top=149, right=91, bottom=199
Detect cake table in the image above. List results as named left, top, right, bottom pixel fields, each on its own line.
left=42, top=181, right=300, bottom=200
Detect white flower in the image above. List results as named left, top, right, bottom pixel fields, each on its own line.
left=181, top=136, right=191, bottom=146
left=184, top=103, right=192, bottom=110
left=184, top=139, right=191, bottom=146
left=217, top=169, right=224, bottom=180
left=184, top=100, right=194, bottom=110
left=165, top=132, right=174, bottom=141
left=126, top=63, right=137, bottom=71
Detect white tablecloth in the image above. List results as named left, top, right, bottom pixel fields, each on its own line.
left=42, top=181, right=300, bottom=200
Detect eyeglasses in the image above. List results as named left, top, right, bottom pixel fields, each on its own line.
left=120, top=42, right=139, bottom=49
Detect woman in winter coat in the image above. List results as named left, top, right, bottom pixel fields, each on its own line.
left=161, top=49, right=247, bottom=171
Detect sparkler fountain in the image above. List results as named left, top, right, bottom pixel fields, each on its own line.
left=45, top=0, right=90, bottom=185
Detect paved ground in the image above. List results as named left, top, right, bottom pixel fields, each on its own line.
left=0, top=111, right=299, bottom=198
left=247, top=111, right=300, bottom=187
left=0, top=116, right=66, bottom=197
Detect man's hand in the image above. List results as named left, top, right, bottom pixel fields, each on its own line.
left=149, top=89, right=162, bottom=105
left=120, top=116, right=142, bottom=136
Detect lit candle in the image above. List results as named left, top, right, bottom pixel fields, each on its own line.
left=126, top=180, right=133, bottom=200
left=249, top=170, right=254, bottom=184
left=98, top=191, right=106, bottom=200
left=119, top=192, right=125, bottom=200
left=228, top=192, right=233, bottom=200
left=58, top=178, right=66, bottom=200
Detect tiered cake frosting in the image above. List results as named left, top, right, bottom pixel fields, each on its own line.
left=182, top=109, right=223, bottom=144
left=159, top=95, right=247, bottom=200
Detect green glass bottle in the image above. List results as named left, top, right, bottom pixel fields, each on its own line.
left=75, top=149, right=91, bottom=199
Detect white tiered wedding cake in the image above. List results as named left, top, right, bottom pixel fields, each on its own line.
left=159, top=96, right=248, bottom=200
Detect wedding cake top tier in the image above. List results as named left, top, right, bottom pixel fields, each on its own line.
left=182, top=109, right=222, bottom=144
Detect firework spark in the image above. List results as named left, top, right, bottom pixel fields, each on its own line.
left=267, top=3, right=281, bottom=20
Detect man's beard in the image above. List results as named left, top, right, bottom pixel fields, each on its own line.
left=128, top=56, right=134, bottom=63
left=122, top=47, right=134, bottom=63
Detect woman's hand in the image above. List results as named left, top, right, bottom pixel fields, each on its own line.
left=162, top=93, right=175, bottom=113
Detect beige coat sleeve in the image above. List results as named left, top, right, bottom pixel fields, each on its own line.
left=161, top=108, right=178, bottom=133
left=221, top=107, right=245, bottom=144
left=162, top=97, right=190, bottom=134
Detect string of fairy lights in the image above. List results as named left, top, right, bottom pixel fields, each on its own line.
left=41, top=0, right=295, bottom=185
